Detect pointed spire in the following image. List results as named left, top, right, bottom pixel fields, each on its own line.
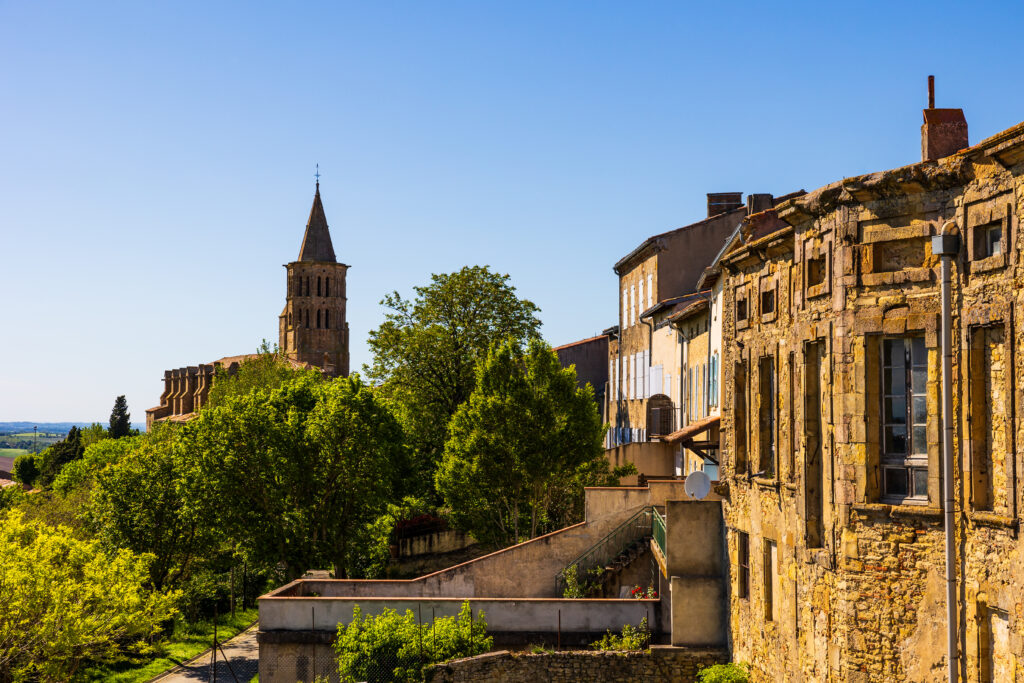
left=297, top=178, right=337, bottom=262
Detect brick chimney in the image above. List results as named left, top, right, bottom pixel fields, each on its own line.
left=921, top=75, right=968, bottom=162
left=707, top=192, right=743, bottom=218
left=746, top=193, right=774, bottom=215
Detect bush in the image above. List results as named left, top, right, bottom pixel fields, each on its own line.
left=12, top=454, right=39, bottom=487
left=697, top=662, right=750, bottom=683
left=591, top=617, right=649, bottom=651
left=334, top=601, right=491, bottom=682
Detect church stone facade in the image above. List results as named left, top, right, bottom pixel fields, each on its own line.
left=146, top=183, right=349, bottom=429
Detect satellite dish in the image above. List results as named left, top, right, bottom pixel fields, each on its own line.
left=684, top=470, right=712, bottom=500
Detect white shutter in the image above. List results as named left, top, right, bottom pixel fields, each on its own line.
left=665, top=370, right=671, bottom=399
left=644, top=351, right=651, bottom=398
left=630, top=286, right=636, bottom=326
left=623, top=290, right=628, bottom=328
left=647, top=274, right=653, bottom=308
left=652, top=364, right=663, bottom=396
left=638, top=280, right=644, bottom=317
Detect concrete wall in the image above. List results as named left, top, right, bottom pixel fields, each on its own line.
left=260, top=596, right=658, bottom=634
left=604, top=441, right=676, bottom=483
left=664, top=500, right=727, bottom=648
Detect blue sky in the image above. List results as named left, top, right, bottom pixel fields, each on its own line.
left=2, top=1, right=1024, bottom=422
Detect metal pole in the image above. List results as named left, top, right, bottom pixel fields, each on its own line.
left=933, top=224, right=959, bottom=683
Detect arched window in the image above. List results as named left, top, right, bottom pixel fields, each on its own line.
left=305, top=277, right=310, bottom=296
left=325, top=277, right=330, bottom=297
left=305, top=309, right=309, bottom=328
left=317, top=276, right=322, bottom=297
left=288, top=312, right=292, bottom=327
left=317, top=309, right=321, bottom=328
left=325, top=309, right=330, bottom=329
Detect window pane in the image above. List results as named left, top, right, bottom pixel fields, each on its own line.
left=884, top=339, right=905, bottom=367
left=885, top=426, right=907, bottom=454
left=884, top=398, right=907, bottom=424
left=911, top=337, right=927, bottom=366
left=912, top=426, right=927, bottom=455
left=912, top=366, right=927, bottom=395
left=884, top=366, right=906, bottom=396
left=885, top=468, right=909, bottom=497
left=913, top=469, right=929, bottom=498
left=912, top=396, right=927, bottom=425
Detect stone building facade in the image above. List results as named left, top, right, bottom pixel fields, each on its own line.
left=716, top=103, right=1024, bottom=681
left=146, top=182, right=349, bottom=429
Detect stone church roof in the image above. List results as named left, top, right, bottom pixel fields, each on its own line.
left=297, top=182, right=337, bottom=262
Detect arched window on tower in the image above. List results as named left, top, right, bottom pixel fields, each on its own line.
left=326, top=277, right=330, bottom=297
left=288, top=312, right=292, bottom=327
left=305, top=277, right=310, bottom=296
left=317, top=309, right=321, bottom=328
left=325, top=309, right=330, bottom=329
left=305, top=309, right=309, bottom=328
left=317, top=276, right=322, bottom=297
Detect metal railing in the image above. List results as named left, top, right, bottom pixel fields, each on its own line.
left=652, top=507, right=666, bottom=558
left=556, top=506, right=654, bottom=597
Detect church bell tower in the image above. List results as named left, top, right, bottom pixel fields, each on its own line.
left=278, top=180, right=350, bottom=376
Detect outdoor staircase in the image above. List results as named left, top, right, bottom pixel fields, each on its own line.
left=556, top=506, right=657, bottom=598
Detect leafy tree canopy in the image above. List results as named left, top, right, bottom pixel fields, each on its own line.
left=0, top=512, right=178, bottom=682
left=182, top=371, right=407, bottom=579
left=366, top=265, right=541, bottom=498
left=435, top=339, right=613, bottom=548
left=206, top=340, right=314, bottom=408
left=36, top=426, right=84, bottom=489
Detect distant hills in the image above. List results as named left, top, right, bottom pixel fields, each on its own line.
left=0, top=422, right=146, bottom=435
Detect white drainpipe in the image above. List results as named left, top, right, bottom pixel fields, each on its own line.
left=932, top=221, right=960, bottom=683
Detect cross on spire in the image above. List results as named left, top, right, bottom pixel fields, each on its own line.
left=314, top=163, right=320, bottom=189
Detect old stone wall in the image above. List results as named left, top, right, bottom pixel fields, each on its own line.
left=424, top=648, right=728, bottom=683
left=716, top=123, right=1024, bottom=682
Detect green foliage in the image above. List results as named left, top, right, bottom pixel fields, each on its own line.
left=350, top=496, right=434, bottom=579
left=183, top=370, right=407, bottom=579
left=36, top=426, right=85, bottom=488
left=366, top=265, right=541, bottom=499
left=11, top=454, right=38, bottom=487
left=333, top=602, right=491, bottom=683
left=109, top=395, right=133, bottom=439
left=696, top=662, right=750, bottom=683
left=89, top=425, right=216, bottom=591
left=0, top=512, right=179, bottom=682
left=528, top=644, right=553, bottom=654
left=79, top=422, right=110, bottom=448
left=436, top=339, right=611, bottom=547
left=206, top=341, right=311, bottom=408
left=590, top=617, right=649, bottom=652
left=51, top=433, right=136, bottom=494
left=560, top=564, right=604, bottom=599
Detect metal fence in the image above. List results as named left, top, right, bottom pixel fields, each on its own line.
left=555, top=506, right=654, bottom=596
left=652, top=506, right=667, bottom=558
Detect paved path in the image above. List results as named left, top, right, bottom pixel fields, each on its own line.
left=151, top=623, right=260, bottom=683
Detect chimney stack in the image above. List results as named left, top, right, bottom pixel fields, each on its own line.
left=921, top=75, right=968, bottom=162
left=707, top=192, right=743, bottom=218
left=746, top=193, right=774, bottom=215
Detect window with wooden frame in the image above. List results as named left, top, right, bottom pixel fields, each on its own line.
left=758, top=356, right=776, bottom=478
left=734, top=362, right=748, bottom=474
left=737, top=531, right=750, bottom=598
left=763, top=539, right=777, bottom=621
left=735, top=285, right=749, bottom=329
left=759, top=278, right=777, bottom=321
left=880, top=336, right=929, bottom=503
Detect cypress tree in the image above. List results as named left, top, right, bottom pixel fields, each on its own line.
left=109, top=395, right=132, bottom=439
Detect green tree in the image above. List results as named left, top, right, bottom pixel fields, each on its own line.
left=435, top=339, right=610, bottom=548
left=0, top=512, right=178, bottom=682
left=108, top=396, right=132, bottom=438
left=11, top=455, right=38, bottom=488
left=182, top=371, right=406, bottom=579
left=36, top=426, right=84, bottom=488
left=206, top=340, right=307, bottom=408
left=89, top=427, right=215, bottom=591
left=366, top=266, right=541, bottom=498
